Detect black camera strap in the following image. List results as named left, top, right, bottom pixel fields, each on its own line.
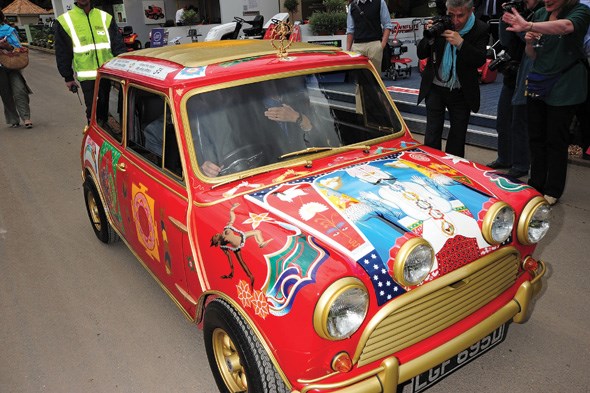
left=430, top=40, right=453, bottom=84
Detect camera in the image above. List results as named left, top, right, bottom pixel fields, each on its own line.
left=488, top=50, right=519, bottom=74
left=502, top=0, right=526, bottom=13
left=423, top=15, right=454, bottom=39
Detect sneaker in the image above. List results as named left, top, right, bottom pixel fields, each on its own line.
left=544, top=195, right=558, bottom=206
left=486, top=160, right=511, bottom=169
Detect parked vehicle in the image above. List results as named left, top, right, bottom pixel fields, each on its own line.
left=83, top=40, right=549, bottom=393
left=120, top=26, right=142, bottom=51
left=204, top=12, right=289, bottom=41
left=144, top=5, right=164, bottom=20
left=384, top=21, right=413, bottom=80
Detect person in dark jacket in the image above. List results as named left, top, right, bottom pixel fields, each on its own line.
left=417, top=0, right=489, bottom=157
left=54, top=0, right=125, bottom=122
left=487, top=0, right=544, bottom=178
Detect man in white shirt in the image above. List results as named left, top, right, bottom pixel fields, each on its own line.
left=175, top=5, right=188, bottom=26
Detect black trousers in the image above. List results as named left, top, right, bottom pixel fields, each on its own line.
left=527, top=98, right=577, bottom=198
left=424, top=84, right=471, bottom=157
left=80, top=79, right=110, bottom=122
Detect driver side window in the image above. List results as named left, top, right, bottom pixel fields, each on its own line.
left=127, top=88, right=183, bottom=179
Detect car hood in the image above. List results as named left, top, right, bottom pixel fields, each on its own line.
left=245, top=148, right=528, bottom=305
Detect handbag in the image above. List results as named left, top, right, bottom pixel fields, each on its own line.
left=525, top=71, right=562, bottom=99
left=526, top=59, right=580, bottom=100
left=0, top=46, right=29, bottom=70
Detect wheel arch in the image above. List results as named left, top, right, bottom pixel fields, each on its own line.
left=83, top=168, right=121, bottom=238
left=196, top=291, right=294, bottom=390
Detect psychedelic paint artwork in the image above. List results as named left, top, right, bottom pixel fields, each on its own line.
left=246, top=151, right=501, bottom=305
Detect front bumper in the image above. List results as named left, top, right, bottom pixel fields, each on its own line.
left=295, top=260, right=546, bottom=393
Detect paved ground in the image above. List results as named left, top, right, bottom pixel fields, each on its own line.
left=1, top=50, right=589, bottom=393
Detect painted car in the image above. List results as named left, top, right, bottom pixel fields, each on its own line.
left=81, top=40, right=550, bottom=393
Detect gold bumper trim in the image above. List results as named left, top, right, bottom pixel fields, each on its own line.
left=296, top=260, right=546, bottom=393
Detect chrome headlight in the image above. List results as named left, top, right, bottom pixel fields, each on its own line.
left=394, top=238, right=435, bottom=286
left=314, top=278, right=368, bottom=340
left=517, top=196, right=551, bottom=245
left=483, top=202, right=515, bottom=244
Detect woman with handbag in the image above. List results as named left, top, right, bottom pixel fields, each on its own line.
left=0, top=11, right=33, bottom=129
left=503, top=0, right=590, bottom=205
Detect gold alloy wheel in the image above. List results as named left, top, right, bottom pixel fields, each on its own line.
left=212, top=328, right=248, bottom=392
left=87, top=190, right=102, bottom=231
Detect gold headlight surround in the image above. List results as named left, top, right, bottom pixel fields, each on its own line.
left=394, top=237, right=434, bottom=287
left=517, top=196, right=551, bottom=245
left=313, top=277, right=368, bottom=341
left=482, top=201, right=515, bottom=245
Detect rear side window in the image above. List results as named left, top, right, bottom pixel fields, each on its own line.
left=96, top=78, right=124, bottom=143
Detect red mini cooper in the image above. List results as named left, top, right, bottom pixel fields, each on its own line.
left=81, top=40, right=550, bottom=393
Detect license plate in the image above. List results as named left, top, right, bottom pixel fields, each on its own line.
left=397, top=323, right=509, bottom=393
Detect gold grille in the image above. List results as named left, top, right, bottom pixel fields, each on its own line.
left=355, top=249, right=520, bottom=367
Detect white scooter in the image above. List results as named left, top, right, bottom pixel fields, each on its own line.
left=204, top=12, right=289, bottom=41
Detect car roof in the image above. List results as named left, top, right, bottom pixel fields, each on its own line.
left=118, top=40, right=341, bottom=68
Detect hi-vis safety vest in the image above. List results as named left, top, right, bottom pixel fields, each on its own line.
left=57, top=6, right=114, bottom=81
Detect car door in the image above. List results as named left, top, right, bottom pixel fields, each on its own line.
left=116, top=85, right=194, bottom=312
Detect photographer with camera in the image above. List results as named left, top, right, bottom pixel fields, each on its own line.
left=487, top=0, right=544, bottom=178
left=417, top=0, right=489, bottom=157
left=503, top=0, right=590, bottom=205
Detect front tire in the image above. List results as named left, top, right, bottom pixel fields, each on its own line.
left=83, top=180, right=119, bottom=244
left=204, top=299, right=289, bottom=393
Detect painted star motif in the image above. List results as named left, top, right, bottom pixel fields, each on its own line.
left=243, top=212, right=273, bottom=229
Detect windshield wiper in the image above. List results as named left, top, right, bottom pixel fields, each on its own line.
left=211, top=159, right=312, bottom=189
left=279, top=145, right=371, bottom=159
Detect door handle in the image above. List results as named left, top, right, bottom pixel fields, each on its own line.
left=117, top=162, right=127, bottom=172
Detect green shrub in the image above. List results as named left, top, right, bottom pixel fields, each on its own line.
left=181, top=9, right=199, bottom=25
left=309, top=10, right=347, bottom=35
left=323, top=0, right=346, bottom=13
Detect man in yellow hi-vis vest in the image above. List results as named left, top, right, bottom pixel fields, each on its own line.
left=55, top=0, right=125, bottom=122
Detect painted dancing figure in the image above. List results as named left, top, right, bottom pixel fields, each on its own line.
left=210, top=203, right=271, bottom=288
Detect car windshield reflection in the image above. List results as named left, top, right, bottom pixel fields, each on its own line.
left=186, top=68, right=403, bottom=178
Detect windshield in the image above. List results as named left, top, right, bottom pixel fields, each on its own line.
left=186, top=68, right=403, bottom=178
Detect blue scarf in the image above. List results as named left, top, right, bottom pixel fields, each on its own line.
left=441, top=13, right=475, bottom=89
left=0, top=23, right=22, bottom=48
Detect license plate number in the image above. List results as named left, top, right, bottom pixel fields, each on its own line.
left=398, top=323, right=509, bottom=393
